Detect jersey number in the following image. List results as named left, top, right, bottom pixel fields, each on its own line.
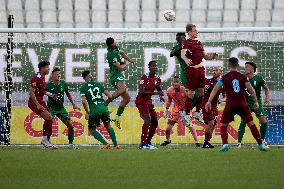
left=232, top=79, right=240, bottom=93
left=88, top=87, right=101, bottom=104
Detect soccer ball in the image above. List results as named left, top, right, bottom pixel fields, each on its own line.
left=163, top=10, right=175, bottom=21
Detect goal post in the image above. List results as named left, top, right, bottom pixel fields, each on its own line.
left=0, top=27, right=283, bottom=145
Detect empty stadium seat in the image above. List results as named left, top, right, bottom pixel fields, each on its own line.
left=141, top=0, right=157, bottom=10
left=108, top=22, right=124, bottom=28
left=254, top=22, right=270, bottom=26
left=125, top=0, right=140, bottom=11
left=0, top=11, right=7, bottom=24
left=75, top=11, right=90, bottom=23
left=257, top=0, right=272, bottom=10
left=222, top=22, right=238, bottom=27
left=92, top=10, right=107, bottom=23
left=108, top=10, right=123, bottom=22
left=274, top=0, right=284, bottom=10
left=8, top=10, right=24, bottom=24
left=192, top=0, right=207, bottom=10
left=191, top=10, right=206, bottom=22
left=26, top=23, right=41, bottom=28
left=58, top=0, right=73, bottom=11
left=207, top=10, right=222, bottom=22
left=25, top=0, right=40, bottom=11
left=75, top=23, right=90, bottom=28
left=157, top=22, right=173, bottom=28
left=41, top=0, right=56, bottom=11
left=224, top=0, right=239, bottom=10
left=26, top=11, right=40, bottom=23
left=141, top=22, right=156, bottom=28
left=240, top=10, right=255, bottom=22
left=176, top=0, right=190, bottom=10
left=141, top=10, right=157, bottom=22
left=58, top=10, right=73, bottom=23
left=108, top=0, right=124, bottom=11
left=92, top=22, right=106, bottom=27
left=124, top=22, right=140, bottom=28
left=223, top=10, right=238, bottom=22
left=208, top=0, right=223, bottom=10
left=0, top=0, right=6, bottom=11
left=206, top=22, right=222, bottom=28
left=241, top=0, right=256, bottom=10
left=256, top=10, right=271, bottom=22
left=175, top=10, right=190, bottom=22
left=125, top=10, right=140, bottom=22
left=272, top=10, right=284, bottom=22
left=7, top=0, right=22, bottom=11
left=75, top=0, right=90, bottom=10
left=92, top=0, right=107, bottom=10
left=158, top=0, right=174, bottom=10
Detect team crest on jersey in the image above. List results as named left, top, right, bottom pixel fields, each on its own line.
left=31, top=82, right=36, bottom=87
left=140, top=80, right=145, bottom=85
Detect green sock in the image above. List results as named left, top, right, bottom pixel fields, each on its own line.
left=260, top=123, right=267, bottom=140
left=108, top=127, right=118, bottom=146
left=192, top=91, right=200, bottom=108
left=116, top=106, right=125, bottom=117
left=68, top=133, right=74, bottom=144
left=91, top=130, right=108, bottom=145
left=238, top=121, right=246, bottom=143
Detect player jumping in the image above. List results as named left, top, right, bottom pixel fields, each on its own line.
left=237, top=62, right=270, bottom=148
left=80, top=70, right=119, bottom=150
left=202, top=67, right=224, bottom=148
left=181, top=24, right=218, bottom=126
left=161, top=76, right=200, bottom=147
left=106, top=37, right=134, bottom=129
left=28, top=61, right=57, bottom=149
left=135, top=61, right=164, bottom=150
left=170, top=32, right=203, bottom=123
left=45, top=68, right=80, bottom=149
left=205, top=57, right=267, bottom=152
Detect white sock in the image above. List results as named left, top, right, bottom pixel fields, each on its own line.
left=42, top=136, right=48, bottom=141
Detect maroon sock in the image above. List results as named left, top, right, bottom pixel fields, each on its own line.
left=204, top=132, right=211, bottom=142
left=195, top=96, right=203, bottom=112
left=249, top=124, right=262, bottom=145
left=185, top=97, right=193, bottom=114
left=43, top=120, right=53, bottom=138
left=141, top=123, right=151, bottom=145
left=220, top=126, right=228, bottom=144
left=146, top=124, right=158, bottom=144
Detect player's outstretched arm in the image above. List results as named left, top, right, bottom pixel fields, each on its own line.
left=205, top=84, right=222, bottom=112
left=204, top=53, right=218, bottom=60
left=181, top=49, right=192, bottom=66
left=103, top=90, right=113, bottom=102
left=81, top=96, right=90, bottom=120
left=120, top=50, right=134, bottom=63
left=245, top=82, right=259, bottom=110
left=66, top=91, right=80, bottom=111
left=263, top=84, right=270, bottom=105
left=114, top=60, right=130, bottom=71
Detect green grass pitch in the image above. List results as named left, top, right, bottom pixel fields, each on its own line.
left=0, top=145, right=283, bottom=189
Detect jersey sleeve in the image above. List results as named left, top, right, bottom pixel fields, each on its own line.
left=79, top=85, right=86, bottom=97
left=139, top=75, right=147, bottom=88
left=166, top=88, right=173, bottom=108
left=30, top=75, right=38, bottom=89
left=45, top=83, right=51, bottom=92
left=260, top=75, right=267, bottom=88
left=63, top=81, right=69, bottom=93
left=182, top=40, right=190, bottom=49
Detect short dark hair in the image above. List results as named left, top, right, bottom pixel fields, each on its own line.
left=82, top=70, right=90, bottom=78
left=228, top=57, right=239, bottom=67
left=186, top=24, right=196, bottom=33
left=176, top=33, right=186, bottom=37
left=38, top=61, right=50, bottom=70
left=173, top=75, right=180, bottom=79
left=52, top=67, right=61, bottom=74
left=106, top=37, right=114, bottom=46
left=245, top=62, right=257, bottom=72
left=148, top=60, right=157, bottom=67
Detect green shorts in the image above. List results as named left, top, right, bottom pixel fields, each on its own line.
left=110, top=76, right=125, bottom=88
left=88, top=106, right=111, bottom=128
left=248, top=99, right=267, bottom=118
left=50, top=108, right=71, bottom=122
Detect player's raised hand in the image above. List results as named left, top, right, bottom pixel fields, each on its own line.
left=51, top=94, right=58, bottom=101
left=85, top=113, right=90, bottom=120
left=205, top=101, right=211, bottom=112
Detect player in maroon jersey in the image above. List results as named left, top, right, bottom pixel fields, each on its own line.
left=205, top=57, right=267, bottom=151
left=180, top=23, right=218, bottom=126
left=28, top=61, right=57, bottom=149
left=135, top=60, right=164, bottom=149
left=202, top=67, right=225, bottom=148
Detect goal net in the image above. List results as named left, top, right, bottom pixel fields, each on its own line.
left=0, top=29, right=283, bottom=145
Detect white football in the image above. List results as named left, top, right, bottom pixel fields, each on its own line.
left=163, top=10, right=176, bottom=21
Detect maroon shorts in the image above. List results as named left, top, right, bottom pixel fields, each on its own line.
left=221, top=103, right=253, bottom=124
left=202, top=106, right=218, bottom=124
left=186, top=67, right=206, bottom=91
left=28, top=99, right=49, bottom=116
left=136, top=103, right=157, bottom=118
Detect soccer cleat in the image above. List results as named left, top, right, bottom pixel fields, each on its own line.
left=112, top=119, right=121, bottom=129
left=148, top=144, right=158, bottom=150
left=195, top=143, right=201, bottom=147
left=220, top=144, right=229, bottom=152
left=41, top=140, right=52, bottom=149
left=193, top=112, right=205, bottom=124
left=263, top=140, right=269, bottom=149
left=258, top=144, right=268, bottom=151
left=68, top=144, right=79, bottom=149
left=101, top=144, right=111, bottom=150
left=160, top=140, right=171, bottom=146
left=49, top=143, right=58, bottom=149
left=140, top=144, right=150, bottom=149
left=113, top=145, right=120, bottom=150
left=237, top=143, right=242, bottom=148
left=202, top=141, right=214, bottom=148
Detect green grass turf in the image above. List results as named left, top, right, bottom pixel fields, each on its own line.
left=0, top=145, right=283, bottom=189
